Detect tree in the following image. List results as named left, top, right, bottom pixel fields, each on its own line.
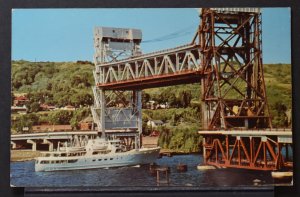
left=169, top=129, right=185, bottom=150
left=167, top=93, right=177, bottom=107
left=49, top=110, right=74, bottom=125
left=70, top=108, right=91, bottom=129
left=71, top=92, right=93, bottom=108
left=28, top=102, right=41, bottom=113
left=12, top=113, right=39, bottom=133
left=142, top=92, right=150, bottom=108
left=178, top=90, right=192, bottom=107
left=271, top=101, right=288, bottom=127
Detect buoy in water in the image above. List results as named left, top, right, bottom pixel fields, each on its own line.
left=177, top=164, right=188, bottom=172
left=197, top=165, right=216, bottom=170
left=156, top=166, right=170, bottom=185
left=149, top=163, right=158, bottom=175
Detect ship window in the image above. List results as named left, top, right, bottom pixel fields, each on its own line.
left=92, top=159, right=96, bottom=162
left=98, top=159, right=102, bottom=161
left=104, top=158, right=107, bottom=161
left=110, top=158, right=113, bottom=160
left=68, top=160, right=78, bottom=163
left=41, top=160, right=49, bottom=164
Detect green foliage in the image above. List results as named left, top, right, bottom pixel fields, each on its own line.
left=70, top=108, right=91, bottom=129
left=264, top=64, right=292, bottom=128
left=178, top=90, right=192, bottom=108
left=12, top=113, right=39, bottom=133
left=145, top=84, right=199, bottom=108
left=271, top=101, right=288, bottom=128
left=12, top=61, right=94, bottom=108
left=143, top=107, right=202, bottom=152
left=49, top=110, right=74, bottom=125
left=28, top=102, right=41, bottom=113
left=157, top=126, right=202, bottom=152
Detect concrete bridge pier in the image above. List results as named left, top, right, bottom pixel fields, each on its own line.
left=42, top=139, right=54, bottom=151
left=27, top=139, right=37, bottom=151
left=11, top=141, right=17, bottom=149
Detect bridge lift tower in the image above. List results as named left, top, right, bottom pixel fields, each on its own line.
left=197, top=8, right=292, bottom=170
left=91, top=27, right=143, bottom=150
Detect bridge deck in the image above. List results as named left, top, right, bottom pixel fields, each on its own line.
left=11, top=130, right=138, bottom=140
left=198, top=129, right=292, bottom=136
left=95, top=44, right=202, bottom=90
left=97, top=69, right=202, bottom=90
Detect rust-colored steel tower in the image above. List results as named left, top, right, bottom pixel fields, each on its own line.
left=198, top=8, right=292, bottom=170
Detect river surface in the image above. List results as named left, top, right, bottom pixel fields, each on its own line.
left=10, top=154, right=290, bottom=188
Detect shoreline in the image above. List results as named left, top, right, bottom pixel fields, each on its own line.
left=159, top=148, right=201, bottom=155
left=11, top=150, right=42, bottom=162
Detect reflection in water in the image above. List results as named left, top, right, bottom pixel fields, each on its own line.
left=10, top=154, right=290, bottom=187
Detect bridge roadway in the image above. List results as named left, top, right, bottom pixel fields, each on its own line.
left=198, top=129, right=292, bottom=143
left=11, top=130, right=138, bottom=151
left=95, top=44, right=203, bottom=90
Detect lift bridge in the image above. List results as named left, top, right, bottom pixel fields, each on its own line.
left=91, top=8, right=293, bottom=171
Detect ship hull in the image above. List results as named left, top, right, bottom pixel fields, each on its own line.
left=35, top=147, right=160, bottom=172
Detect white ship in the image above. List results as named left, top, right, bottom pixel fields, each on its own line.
left=35, top=137, right=160, bottom=172
left=35, top=27, right=162, bottom=172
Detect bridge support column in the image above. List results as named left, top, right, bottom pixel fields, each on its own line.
left=202, top=137, right=206, bottom=164
left=43, top=139, right=54, bottom=151
left=27, top=139, right=37, bottom=151
left=135, top=90, right=142, bottom=149
left=11, top=141, right=17, bottom=149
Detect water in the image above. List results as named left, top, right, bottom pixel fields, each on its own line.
left=10, top=154, right=283, bottom=188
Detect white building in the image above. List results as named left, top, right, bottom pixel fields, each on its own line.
left=147, top=120, right=164, bottom=128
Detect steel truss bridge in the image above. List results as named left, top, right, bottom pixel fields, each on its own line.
left=91, top=8, right=292, bottom=171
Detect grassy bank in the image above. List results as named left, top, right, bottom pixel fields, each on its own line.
left=159, top=148, right=201, bottom=155
left=11, top=150, right=42, bottom=162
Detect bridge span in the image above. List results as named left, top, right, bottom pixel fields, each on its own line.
left=11, top=130, right=138, bottom=151
left=95, top=44, right=203, bottom=90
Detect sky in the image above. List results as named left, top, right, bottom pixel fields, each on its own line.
left=12, top=8, right=291, bottom=64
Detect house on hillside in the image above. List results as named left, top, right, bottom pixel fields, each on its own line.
left=13, top=95, right=29, bottom=106
left=32, top=125, right=72, bottom=132
left=40, top=103, right=57, bottom=111
left=11, top=105, right=28, bottom=114
left=79, top=116, right=94, bottom=131
left=145, top=101, right=169, bottom=110
left=147, top=120, right=164, bottom=128
left=62, top=105, right=76, bottom=111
